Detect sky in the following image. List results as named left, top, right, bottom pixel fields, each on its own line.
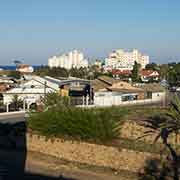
left=0, top=0, right=180, bottom=65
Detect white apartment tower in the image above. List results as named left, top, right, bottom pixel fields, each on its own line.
left=105, top=49, right=149, bottom=71
left=48, top=50, right=89, bottom=69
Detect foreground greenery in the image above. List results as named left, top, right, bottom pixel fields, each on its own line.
left=28, top=104, right=128, bottom=143
left=28, top=93, right=165, bottom=144
left=28, top=92, right=180, bottom=179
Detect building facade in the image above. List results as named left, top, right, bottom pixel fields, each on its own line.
left=16, top=64, right=34, bottom=73
left=104, top=49, right=149, bottom=71
left=48, top=50, right=89, bottom=69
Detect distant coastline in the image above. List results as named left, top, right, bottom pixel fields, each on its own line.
left=0, top=65, right=42, bottom=71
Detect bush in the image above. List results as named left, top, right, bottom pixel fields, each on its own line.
left=28, top=106, right=127, bottom=143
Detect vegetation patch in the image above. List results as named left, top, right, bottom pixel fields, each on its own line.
left=28, top=94, right=167, bottom=145
left=28, top=105, right=128, bottom=143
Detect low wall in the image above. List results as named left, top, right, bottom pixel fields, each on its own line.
left=0, top=111, right=25, bottom=116
left=27, top=134, right=157, bottom=172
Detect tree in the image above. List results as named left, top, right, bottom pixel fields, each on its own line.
left=168, top=69, right=177, bottom=86
left=139, top=96, right=180, bottom=180
left=159, top=64, right=169, bottom=80
left=131, top=61, right=141, bottom=82
left=44, top=92, right=70, bottom=110
left=10, top=95, right=23, bottom=111
left=145, top=63, right=159, bottom=71
left=139, top=158, right=173, bottom=180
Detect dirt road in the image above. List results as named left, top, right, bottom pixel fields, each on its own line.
left=26, top=151, right=136, bottom=180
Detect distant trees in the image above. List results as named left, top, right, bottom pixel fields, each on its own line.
left=34, top=66, right=106, bottom=79
left=167, top=63, right=180, bottom=86
left=69, top=67, right=88, bottom=79
left=168, top=68, right=178, bottom=86
left=131, top=61, right=141, bottom=82
left=145, top=63, right=159, bottom=71
left=159, top=64, right=169, bottom=80
left=144, top=62, right=180, bottom=86
left=35, top=66, right=69, bottom=77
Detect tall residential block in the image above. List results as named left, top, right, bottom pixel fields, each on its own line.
left=48, top=50, right=88, bottom=69
left=104, top=49, right=149, bottom=71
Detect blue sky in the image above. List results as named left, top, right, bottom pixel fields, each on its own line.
left=0, top=0, right=180, bottom=65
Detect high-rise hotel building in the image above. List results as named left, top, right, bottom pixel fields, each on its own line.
left=48, top=50, right=89, bottom=69
left=104, top=49, right=149, bottom=71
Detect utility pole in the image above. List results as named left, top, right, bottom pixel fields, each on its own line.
left=89, top=72, right=94, bottom=105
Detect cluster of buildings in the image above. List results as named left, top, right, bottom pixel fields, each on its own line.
left=0, top=73, right=165, bottom=112
left=1, top=75, right=90, bottom=111
left=48, top=49, right=149, bottom=71
left=48, top=50, right=89, bottom=69
left=104, top=49, right=149, bottom=71
left=47, top=49, right=157, bottom=82
left=93, top=76, right=165, bottom=106
left=0, top=48, right=164, bottom=112
left=112, top=69, right=160, bottom=82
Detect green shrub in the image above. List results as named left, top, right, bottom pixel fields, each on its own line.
left=28, top=106, right=127, bottom=143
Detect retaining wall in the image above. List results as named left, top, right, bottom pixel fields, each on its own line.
left=27, top=134, right=157, bottom=172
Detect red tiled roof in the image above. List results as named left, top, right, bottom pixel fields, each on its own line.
left=140, top=70, right=159, bottom=77
left=112, top=69, right=132, bottom=75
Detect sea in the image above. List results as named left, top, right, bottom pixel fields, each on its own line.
left=0, top=65, right=42, bottom=71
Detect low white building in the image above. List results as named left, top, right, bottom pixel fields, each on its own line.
left=48, top=50, right=88, bottom=69
left=94, top=91, right=165, bottom=107
left=3, top=76, right=59, bottom=111
left=3, top=75, right=91, bottom=111
left=92, top=77, right=165, bottom=107
left=104, top=49, right=149, bottom=71
left=16, top=64, right=34, bottom=73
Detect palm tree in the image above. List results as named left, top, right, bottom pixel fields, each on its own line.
left=139, top=96, right=180, bottom=180
left=13, top=60, right=21, bottom=67
left=11, top=95, right=23, bottom=111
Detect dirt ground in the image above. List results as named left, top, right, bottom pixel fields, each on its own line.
left=26, top=151, right=137, bottom=180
